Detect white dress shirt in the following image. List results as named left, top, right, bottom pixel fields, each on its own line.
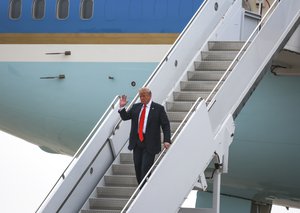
left=139, top=100, right=152, bottom=133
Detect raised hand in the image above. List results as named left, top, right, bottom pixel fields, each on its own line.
left=119, top=95, right=128, bottom=108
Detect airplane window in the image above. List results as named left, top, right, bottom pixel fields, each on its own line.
left=56, top=0, right=69, bottom=19
left=80, top=0, right=94, bottom=20
left=32, top=0, right=45, bottom=19
left=9, top=0, right=22, bottom=19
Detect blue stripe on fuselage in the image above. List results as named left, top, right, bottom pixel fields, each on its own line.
left=0, top=0, right=204, bottom=33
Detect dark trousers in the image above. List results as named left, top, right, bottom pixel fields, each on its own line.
left=133, top=144, right=155, bottom=184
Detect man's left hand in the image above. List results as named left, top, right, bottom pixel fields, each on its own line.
left=163, top=142, right=171, bottom=149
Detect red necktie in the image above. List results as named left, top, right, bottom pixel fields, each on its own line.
left=138, top=104, right=146, bottom=142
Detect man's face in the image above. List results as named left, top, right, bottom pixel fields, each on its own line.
left=139, top=91, right=151, bottom=105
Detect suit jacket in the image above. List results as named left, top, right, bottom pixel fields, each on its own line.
left=119, top=101, right=171, bottom=154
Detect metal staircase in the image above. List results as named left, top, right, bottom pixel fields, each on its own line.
left=80, top=41, right=246, bottom=212
left=37, top=0, right=300, bottom=212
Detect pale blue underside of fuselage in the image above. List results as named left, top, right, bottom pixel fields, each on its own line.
left=0, top=62, right=156, bottom=154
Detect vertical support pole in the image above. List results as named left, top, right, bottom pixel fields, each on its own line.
left=212, top=170, right=221, bottom=213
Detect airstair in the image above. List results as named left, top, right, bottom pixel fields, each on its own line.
left=80, top=40, right=246, bottom=213
left=36, top=0, right=300, bottom=212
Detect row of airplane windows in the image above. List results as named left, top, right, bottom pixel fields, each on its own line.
left=9, top=0, right=93, bottom=20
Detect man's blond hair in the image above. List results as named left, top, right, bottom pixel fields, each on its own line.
left=139, top=87, right=152, bottom=96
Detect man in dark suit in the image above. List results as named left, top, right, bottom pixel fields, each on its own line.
left=119, top=87, right=171, bottom=184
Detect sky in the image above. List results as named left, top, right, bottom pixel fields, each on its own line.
left=0, top=131, right=299, bottom=213
left=0, top=131, right=71, bottom=213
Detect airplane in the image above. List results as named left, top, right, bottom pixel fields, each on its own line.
left=0, top=0, right=205, bottom=155
left=0, top=0, right=299, bottom=212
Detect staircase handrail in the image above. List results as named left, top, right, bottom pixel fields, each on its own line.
left=36, top=95, right=120, bottom=212
left=206, top=0, right=279, bottom=109
left=121, top=97, right=203, bottom=212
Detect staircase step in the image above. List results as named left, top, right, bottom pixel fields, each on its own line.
left=89, top=197, right=128, bottom=210
left=170, top=122, right=181, bottom=133
left=201, top=50, right=240, bottom=61
left=120, top=153, right=133, bottom=164
left=180, top=81, right=218, bottom=91
left=167, top=111, right=188, bottom=122
left=166, top=101, right=194, bottom=112
left=104, top=175, right=138, bottom=187
left=112, top=164, right=135, bottom=175
left=187, top=70, right=225, bottom=81
left=194, top=61, right=232, bottom=71
left=97, top=186, right=136, bottom=198
left=81, top=209, right=121, bottom=213
left=173, top=91, right=212, bottom=102
left=208, top=41, right=246, bottom=51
